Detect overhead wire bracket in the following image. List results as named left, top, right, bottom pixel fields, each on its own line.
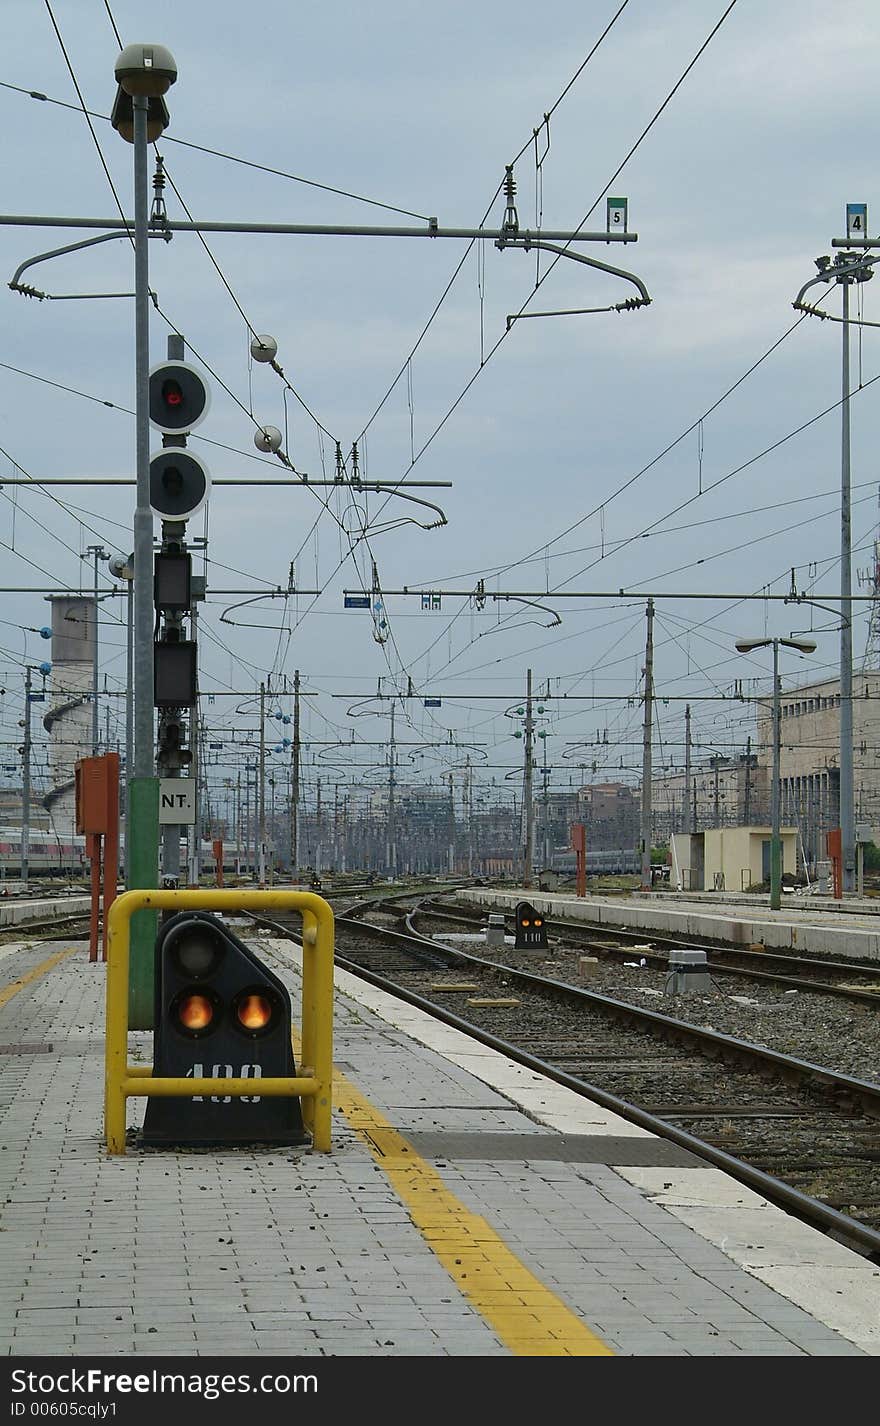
left=498, top=236, right=651, bottom=329
left=8, top=229, right=166, bottom=301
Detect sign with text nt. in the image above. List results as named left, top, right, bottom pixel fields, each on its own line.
left=158, top=777, right=196, bottom=824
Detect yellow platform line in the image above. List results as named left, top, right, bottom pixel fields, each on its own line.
left=0, top=947, right=77, bottom=1011
left=322, top=1050, right=613, bottom=1357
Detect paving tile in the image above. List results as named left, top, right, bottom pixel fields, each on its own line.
left=0, top=937, right=871, bottom=1362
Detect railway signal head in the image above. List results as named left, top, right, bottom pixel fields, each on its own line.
left=140, top=911, right=309, bottom=1148
left=149, top=449, right=210, bottom=521
left=149, top=360, right=210, bottom=434
left=514, top=900, right=548, bottom=951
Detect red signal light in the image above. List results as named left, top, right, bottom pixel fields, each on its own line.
left=162, top=379, right=184, bottom=407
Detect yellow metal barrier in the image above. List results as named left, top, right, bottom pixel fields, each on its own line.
left=105, top=888, right=334, bottom=1155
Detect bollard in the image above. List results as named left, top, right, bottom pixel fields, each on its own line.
left=485, top=913, right=506, bottom=948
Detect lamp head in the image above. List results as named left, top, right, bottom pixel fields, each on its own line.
left=109, top=553, right=135, bottom=581
left=114, top=44, right=177, bottom=97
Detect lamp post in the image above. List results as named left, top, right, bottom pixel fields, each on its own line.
left=20, top=661, right=51, bottom=888
left=110, top=44, right=176, bottom=1026
left=84, top=545, right=109, bottom=754
left=111, top=44, right=176, bottom=787
left=735, top=635, right=817, bottom=910
left=792, top=219, right=875, bottom=891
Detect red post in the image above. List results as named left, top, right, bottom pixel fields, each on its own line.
left=827, top=827, right=842, bottom=900
left=75, top=752, right=120, bottom=962
left=571, top=823, right=587, bottom=898
left=212, top=838, right=224, bottom=887
left=86, top=832, right=101, bottom=963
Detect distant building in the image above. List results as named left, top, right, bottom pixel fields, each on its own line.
left=576, top=782, right=639, bottom=852
left=757, top=670, right=880, bottom=864
left=651, top=753, right=765, bottom=841
left=651, top=670, right=880, bottom=872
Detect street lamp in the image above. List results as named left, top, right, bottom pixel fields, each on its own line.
left=734, top=635, right=817, bottom=910
left=792, top=219, right=876, bottom=891
left=111, top=42, right=175, bottom=851
left=20, top=661, right=51, bottom=888
left=84, top=545, right=110, bottom=754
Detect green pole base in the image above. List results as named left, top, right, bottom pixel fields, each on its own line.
left=127, top=777, right=159, bottom=1029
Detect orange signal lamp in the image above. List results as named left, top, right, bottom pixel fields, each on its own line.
left=236, top=993, right=273, bottom=1031
left=177, top=993, right=214, bottom=1032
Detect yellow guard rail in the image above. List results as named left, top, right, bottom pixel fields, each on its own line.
left=105, top=888, right=334, bottom=1154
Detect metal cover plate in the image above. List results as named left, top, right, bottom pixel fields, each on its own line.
left=406, top=1131, right=702, bottom=1167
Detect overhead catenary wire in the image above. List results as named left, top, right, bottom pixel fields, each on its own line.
left=357, top=0, right=741, bottom=551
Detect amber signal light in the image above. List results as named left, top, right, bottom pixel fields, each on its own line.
left=176, top=992, right=215, bottom=1033
left=233, top=990, right=277, bottom=1035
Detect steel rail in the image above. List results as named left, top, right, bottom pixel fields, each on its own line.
left=412, top=900, right=880, bottom=1008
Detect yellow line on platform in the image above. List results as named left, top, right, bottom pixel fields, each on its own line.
left=322, top=1050, right=613, bottom=1357
left=0, top=947, right=76, bottom=1010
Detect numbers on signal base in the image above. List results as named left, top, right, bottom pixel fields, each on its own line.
left=185, top=1063, right=263, bottom=1103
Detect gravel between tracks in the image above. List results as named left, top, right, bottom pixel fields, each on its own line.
left=429, top=924, right=880, bottom=1087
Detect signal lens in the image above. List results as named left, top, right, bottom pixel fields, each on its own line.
left=170, top=926, right=224, bottom=978
left=232, top=988, right=278, bottom=1035
left=162, top=379, right=184, bottom=407
left=236, top=993, right=273, bottom=1031
left=177, top=993, right=214, bottom=1032
left=521, top=918, right=531, bottom=926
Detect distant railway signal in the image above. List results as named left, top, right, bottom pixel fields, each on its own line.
left=514, top=900, right=548, bottom=950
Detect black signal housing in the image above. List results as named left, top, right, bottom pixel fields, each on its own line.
left=514, top=900, right=548, bottom=950
left=140, top=911, right=309, bottom=1148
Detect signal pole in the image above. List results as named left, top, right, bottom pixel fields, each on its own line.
left=258, top=681, right=266, bottom=887
left=290, top=669, right=300, bottom=876
left=640, top=598, right=655, bottom=890
left=684, top=703, right=692, bottom=834
left=448, top=771, right=455, bottom=874
left=523, top=668, right=534, bottom=889
left=387, top=701, right=397, bottom=877
left=21, top=666, right=32, bottom=888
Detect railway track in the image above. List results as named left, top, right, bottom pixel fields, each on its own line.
left=244, top=904, right=880, bottom=1261
left=0, top=910, right=91, bottom=946
left=411, top=898, right=880, bottom=1006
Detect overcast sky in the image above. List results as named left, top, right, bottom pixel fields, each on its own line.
left=2, top=0, right=880, bottom=813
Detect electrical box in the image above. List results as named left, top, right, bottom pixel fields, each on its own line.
left=75, top=753, right=120, bottom=835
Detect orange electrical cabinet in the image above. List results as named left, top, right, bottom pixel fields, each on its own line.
left=75, top=753, right=120, bottom=834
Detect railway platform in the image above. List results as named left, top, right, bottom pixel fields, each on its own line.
left=0, top=892, right=90, bottom=930
left=0, top=917, right=877, bottom=1359
left=457, top=887, right=880, bottom=961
